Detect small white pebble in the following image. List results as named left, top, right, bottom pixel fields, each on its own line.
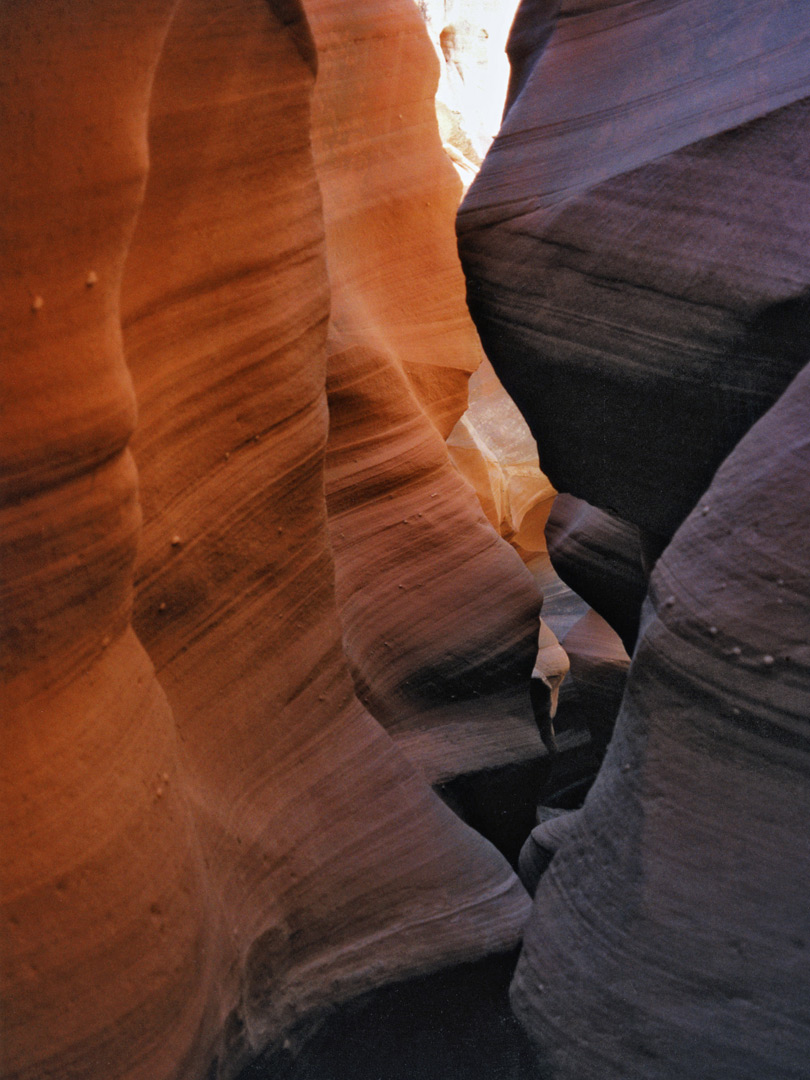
left=31, top=295, right=44, bottom=311
left=224, top=451, right=230, bottom=460
left=777, top=578, right=785, bottom=586
left=663, top=596, right=675, bottom=608
left=171, top=535, right=182, bottom=546
left=731, top=646, right=742, bottom=657
left=621, top=763, right=631, bottom=774
left=762, top=654, right=775, bottom=667
left=85, top=270, right=98, bottom=287
left=430, top=493, right=437, bottom=498
left=708, top=625, right=718, bottom=636
left=732, top=707, right=741, bottom=716
left=701, top=505, right=710, bottom=515
left=158, top=601, right=167, bottom=612
left=162, top=773, right=170, bottom=784
left=155, top=786, right=163, bottom=798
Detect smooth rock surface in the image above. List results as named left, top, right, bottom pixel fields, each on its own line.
left=558, top=607, right=630, bottom=758
left=457, top=4, right=810, bottom=1074
left=512, top=362, right=810, bottom=1078
left=546, top=494, right=646, bottom=653
left=310, top=0, right=546, bottom=781
left=458, top=0, right=810, bottom=539
left=3, top=3, right=535, bottom=1078
left=1, top=5, right=217, bottom=1078
left=448, top=357, right=557, bottom=554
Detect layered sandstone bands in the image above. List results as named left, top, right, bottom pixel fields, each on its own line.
left=458, top=0, right=810, bottom=540
left=308, top=0, right=544, bottom=780
left=513, top=363, right=810, bottom=1079
left=0, top=6, right=216, bottom=1078
left=458, top=2, right=810, bottom=1076
left=2, top=3, right=541, bottom=1079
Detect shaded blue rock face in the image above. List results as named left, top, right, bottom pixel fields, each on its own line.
left=513, top=360, right=810, bottom=1080
left=457, top=0, right=810, bottom=539
left=458, top=2, right=810, bottom=1076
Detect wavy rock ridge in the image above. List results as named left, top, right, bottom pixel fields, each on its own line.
left=458, top=1, right=810, bottom=1076
left=459, top=0, right=810, bottom=540
left=1, top=2, right=544, bottom=1078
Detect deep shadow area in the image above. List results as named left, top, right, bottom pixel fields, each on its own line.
left=237, top=950, right=541, bottom=1080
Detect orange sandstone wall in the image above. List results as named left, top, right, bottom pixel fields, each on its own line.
left=0, top=4, right=217, bottom=1078
left=2, top=2, right=539, bottom=1078
left=310, top=0, right=544, bottom=782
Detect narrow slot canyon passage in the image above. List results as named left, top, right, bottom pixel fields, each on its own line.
left=2, top=3, right=810, bottom=1080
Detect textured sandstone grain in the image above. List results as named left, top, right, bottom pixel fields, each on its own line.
left=448, top=358, right=557, bottom=554
left=545, top=494, right=646, bottom=653
left=0, top=5, right=217, bottom=1078
left=3, top=2, right=537, bottom=1079
left=458, top=0, right=810, bottom=539
left=456, top=3, right=810, bottom=1074
left=309, top=0, right=546, bottom=781
left=123, top=0, right=533, bottom=1070
left=513, top=361, right=810, bottom=1079
left=311, top=0, right=483, bottom=437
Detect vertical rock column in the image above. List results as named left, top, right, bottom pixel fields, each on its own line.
left=123, top=1, right=530, bottom=1075
left=308, top=0, right=546, bottom=785
left=513, top=363, right=810, bottom=1079
left=0, top=4, right=218, bottom=1079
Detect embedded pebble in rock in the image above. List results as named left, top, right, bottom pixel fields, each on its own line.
left=1, top=5, right=215, bottom=1079
left=125, top=1, right=532, bottom=1071
left=457, top=3, right=810, bottom=1075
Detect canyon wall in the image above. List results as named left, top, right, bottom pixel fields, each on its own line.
left=515, top=361, right=810, bottom=1079
left=309, top=0, right=545, bottom=782
left=458, top=0, right=810, bottom=1075
left=459, top=0, right=810, bottom=543
left=1, top=2, right=544, bottom=1078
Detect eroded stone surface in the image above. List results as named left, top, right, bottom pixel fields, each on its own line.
left=457, top=3, right=810, bottom=1075
left=309, top=0, right=545, bottom=781
left=458, top=0, right=810, bottom=539
left=546, top=494, right=646, bottom=653
left=3, top=3, right=536, bottom=1078
left=513, top=361, right=810, bottom=1079
left=1, top=6, right=216, bottom=1078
